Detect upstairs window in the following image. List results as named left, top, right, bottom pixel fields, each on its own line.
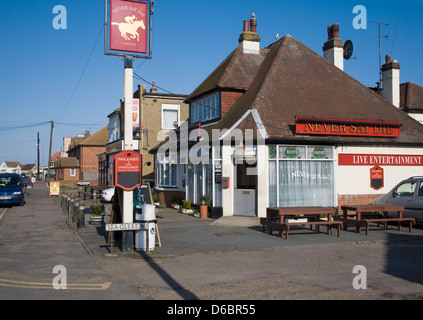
left=162, top=104, right=180, bottom=130
left=190, top=92, right=221, bottom=124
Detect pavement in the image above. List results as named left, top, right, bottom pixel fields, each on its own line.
left=3, top=182, right=423, bottom=300
left=55, top=186, right=423, bottom=260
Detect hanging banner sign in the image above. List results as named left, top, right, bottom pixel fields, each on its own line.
left=132, top=98, right=139, bottom=128
left=370, top=165, right=384, bottom=190
left=295, top=116, right=401, bottom=138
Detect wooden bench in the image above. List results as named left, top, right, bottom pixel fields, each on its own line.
left=341, top=217, right=416, bottom=235
left=339, top=205, right=415, bottom=235
left=261, top=219, right=342, bottom=240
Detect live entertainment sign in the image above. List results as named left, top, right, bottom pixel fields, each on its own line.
left=339, top=154, right=423, bottom=166
left=114, top=150, right=142, bottom=191
left=295, top=116, right=401, bottom=138
left=109, top=0, right=148, bottom=54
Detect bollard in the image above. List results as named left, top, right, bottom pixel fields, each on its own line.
left=77, top=200, right=86, bottom=228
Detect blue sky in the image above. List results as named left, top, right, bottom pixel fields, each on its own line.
left=0, top=0, right=422, bottom=166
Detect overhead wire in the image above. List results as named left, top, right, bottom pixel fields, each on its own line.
left=55, top=23, right=104, bottom=121
left=390, top=0, right=404, bottom=56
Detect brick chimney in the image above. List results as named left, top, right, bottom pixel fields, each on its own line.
left=150, top=81, right=158, bottom=93
left=381, top=54, right=400, bottom=107
left=323, top=23, right=344, bottom=71
left=238, top=13, right=260, bottom=54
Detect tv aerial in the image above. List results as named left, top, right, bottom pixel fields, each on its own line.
left=343, top=40, right=356, bottom=60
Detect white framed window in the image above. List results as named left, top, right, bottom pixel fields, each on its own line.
left=268, top=145, right=335, bottom=207
left=70, top=168, right=76, bottom=177
left=156, top=151, right=178, bottom=187
left=161, top=104, right=180, bottom=130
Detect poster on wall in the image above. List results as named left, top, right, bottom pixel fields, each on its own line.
left=370, top=165, right=384, bottom=190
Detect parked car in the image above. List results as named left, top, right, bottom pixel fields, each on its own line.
left=374, top=176, right=423, bottom=224
left=101, top=187, right=115, bottom=202
left=0, top=173, right=26, bottom=206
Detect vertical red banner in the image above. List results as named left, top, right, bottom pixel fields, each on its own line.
left=109, top=0, right=148, bottom=54
left=370, top=165, right=384, bottom=190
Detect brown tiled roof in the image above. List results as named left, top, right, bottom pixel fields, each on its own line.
left=4, top=161, right=21, bottom=168
left=210, top=34, right=423, bottom=146
left=401, top=82, right=423, bottom=112
left=55, top=157, right=78, bottom=168
left=79, top=125, right=108, bottom=146
left=186, top=46, right=268, bottom=102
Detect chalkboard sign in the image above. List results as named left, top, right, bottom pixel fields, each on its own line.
left=133, top=182, right=153, bottom=205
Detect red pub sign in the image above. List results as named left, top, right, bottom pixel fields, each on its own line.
left=114, top=150, right=142, bottom=191
left=370, top=165, right=384, bottom=190
left=109, top=0, right=148, bottom=54
left=295, top=116, right=401, bottom=138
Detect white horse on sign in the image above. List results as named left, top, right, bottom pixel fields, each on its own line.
left=112, top=18, right=145, bottom=41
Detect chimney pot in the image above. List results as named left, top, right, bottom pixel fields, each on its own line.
left=332, top=23, right=340, bottom=38
left=150, top=81, right=157, bottom=93
left=327, top=25, right=333, bottom=41
left=250, top=13, right=257, bottom=33
left=385, top=54, right=391, bottom=64
left=243, top=20, right=249, bottom=32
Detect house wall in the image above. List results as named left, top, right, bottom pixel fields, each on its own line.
left=336, top=145, right=423, bottom=206
left=80, top=146, right=104, bottom=184
left=140, top=93, right=189, bottom=181
left=221, top=91, right=243, bottom=117
left=55, top=167, right=80, bottom=186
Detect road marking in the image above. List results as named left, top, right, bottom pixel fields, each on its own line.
left=0, top=208, right=6, bottom=222
left=0, top=278, right=111, bottom=290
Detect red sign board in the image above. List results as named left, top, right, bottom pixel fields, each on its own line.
left=109, top=0, right=148, bottom=54
left=370, top=165, right=384, bottom=190
left=295, top=116, right=401, bottom=138
left=338, top=154, right=423, bottom=166
left=114, top=150, right=142, bottom=191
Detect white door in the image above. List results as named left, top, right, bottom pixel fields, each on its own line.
left=234, top=162, right=256, bottom=216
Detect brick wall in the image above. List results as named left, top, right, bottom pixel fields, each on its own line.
left=337, top=194, right=380, bottom=207
left=81, top=146, right=105, bottom=181
left=221, top=91, right=244, bottom=117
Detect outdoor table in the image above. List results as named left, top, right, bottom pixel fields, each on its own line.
left=261, top=207, right=342, bottom=239
left=339, top=204, right=415, bottom=235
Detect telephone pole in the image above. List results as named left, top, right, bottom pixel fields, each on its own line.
left=47, top=120, right=54, bottom=184
left=370, top=21, right=389, bottom=92
left=37, top=132, right=40, bottom=181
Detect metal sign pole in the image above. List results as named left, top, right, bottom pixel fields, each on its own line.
left=122, top=56, right=135, bottom=253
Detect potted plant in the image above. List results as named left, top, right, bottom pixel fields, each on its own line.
left=89, top=203, right=105, bottom=225
left=181, top=199, right=191, bottom=214
left=199, top=195, right=210, bottom=219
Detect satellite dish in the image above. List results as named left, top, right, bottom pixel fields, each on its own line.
left=343, top=40, right=354, bottom=60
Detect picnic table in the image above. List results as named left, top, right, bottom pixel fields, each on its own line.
left=337, top=204, right=415, bottom=235
left=261, top=207, right=342, bottom=240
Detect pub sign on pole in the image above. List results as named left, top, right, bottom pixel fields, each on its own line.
left=105, top=0, right=153, bottom=59
left=114, top=150, right=143, bottom=191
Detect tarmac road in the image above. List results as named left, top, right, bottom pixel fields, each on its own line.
left=1, top=182, right=423, bottom=302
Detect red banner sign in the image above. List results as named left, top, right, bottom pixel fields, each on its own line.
left=114, top=150, right=142, bottom=191
left=370, top=165, right=384, bottom=190
left=338, top=154, right=423, bottom=166
left=109, top=0, right=148, bottom=54
left=295, top=116, right=401, bottom=138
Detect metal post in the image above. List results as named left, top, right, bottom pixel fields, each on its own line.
left=122, top=56, right=134, bottom=253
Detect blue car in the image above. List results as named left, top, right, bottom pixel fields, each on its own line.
left=0, top=173, right=26, bottom=206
